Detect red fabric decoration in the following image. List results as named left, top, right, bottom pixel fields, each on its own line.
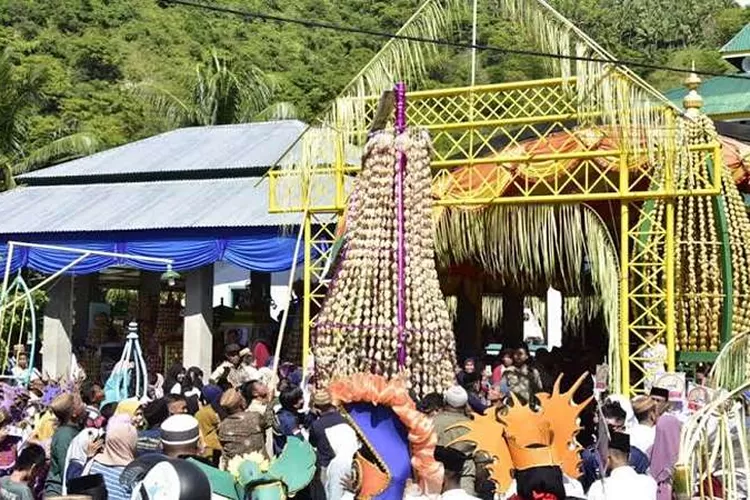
left=532, top=492, right=559, bottom=500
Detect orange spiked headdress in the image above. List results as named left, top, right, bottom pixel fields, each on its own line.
left=449, top=374, right=592, bottom=493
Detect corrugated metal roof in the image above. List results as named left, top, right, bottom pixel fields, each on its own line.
left=18, top=121, right=309, bottom=180
left=722, top=23, right=750, bottom=54
left=664, top=75, right=750, bottom=117
left=0, top=177, right=340, bottom=234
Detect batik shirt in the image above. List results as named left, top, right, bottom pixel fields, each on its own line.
left=500, top=365, right=543, bottom=404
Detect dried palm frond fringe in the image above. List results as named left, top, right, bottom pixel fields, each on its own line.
left=444, top=295, right=598, bottom=339
left=435, top=203, right=620, bottom=391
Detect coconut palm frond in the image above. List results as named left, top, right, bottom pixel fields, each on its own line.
left=709, top=330, right=750, bottom=391
left=582, top=204, right=621, bottom=391
left=126, top=81, right=192, bottom=127
left=497, top=0, right=680, bottom=167
left=13, top=132, right=100, bottom=175
left=274, top=0, right=464, bottom=175
left=194, top=53, right=245, bottom=126
left=677, top=379, right=750, bottom=499
left=253, top=102, right=298, bottom=122
left=235, top=64, right=274, bottom=121
left=445, top=295, right=458, bottom=322
left=130, top=50, right=283, bottom=127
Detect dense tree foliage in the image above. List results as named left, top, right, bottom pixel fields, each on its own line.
left=0, top=47, right=97, bottom=190
left=0, top=0, right=747, bottom=163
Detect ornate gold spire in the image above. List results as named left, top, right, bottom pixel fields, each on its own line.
left=683, top=61, right=703, bottom=115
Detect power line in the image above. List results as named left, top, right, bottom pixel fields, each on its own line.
left=160, top=0, right=749, bottom=81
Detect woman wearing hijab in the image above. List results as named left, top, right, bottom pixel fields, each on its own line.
left=182, top=367, right=204, bottom=399
left=195, top=385, right=224, bottom=462
left=62, top=428, right=104, bottom=495
left=165, top=364, right=186, bottom=396
left=115, top=399, right=145, bottom=430
left=148, top=373, right=165, bottom=400
left=649, top=414, right=682, bottom=500
left=85, top=415, right=138, bottom=500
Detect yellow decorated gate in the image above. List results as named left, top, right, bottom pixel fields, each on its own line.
left=267, top=0, right=725, bottom=395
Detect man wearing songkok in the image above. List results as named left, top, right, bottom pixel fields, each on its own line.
left=650, top=387, right=670, bottom=414
left=630, top=396, right=657, bottom=454
left=160, top=414, right=202, bottom=460
left=587, top=432, right=656, bottom=500
left=433, top=386, right=477, bottom=496
left=435, top=446, right=479, bottom=499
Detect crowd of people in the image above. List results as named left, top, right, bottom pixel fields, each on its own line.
left=0, top=340, right=713, bottom=500
left=429, top=344, right=706, bottom=500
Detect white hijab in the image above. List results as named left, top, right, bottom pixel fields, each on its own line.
left=62, top=428, right=104, bottom=495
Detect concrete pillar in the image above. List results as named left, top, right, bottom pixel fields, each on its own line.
left=183, top=265, right=213, bottom=375
left=42, top=276, right=74, bottom=378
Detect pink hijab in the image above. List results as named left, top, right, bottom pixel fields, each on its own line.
left=95, top=415, right=137, bottom=467
left=649, top=414, right=682, bottom=500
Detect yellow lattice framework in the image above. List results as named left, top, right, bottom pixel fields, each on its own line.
left=269, top=77, right=721, bottom=396
left=266, top=0, right=728, bottom=395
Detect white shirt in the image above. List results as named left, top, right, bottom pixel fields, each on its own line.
left=242, top=364, right=260, bottom=381
left=630, top=423, right=656, bottom=453
left=587, top=465, right=657, bottom=500
left=11, top=365, right=40, bottom=382
left=441, top=489, right=480, bottom=499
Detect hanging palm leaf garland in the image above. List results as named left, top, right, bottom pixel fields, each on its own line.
left=314, top=129, right=456, bottom=397
left=434, top=203, right=620, bottom=389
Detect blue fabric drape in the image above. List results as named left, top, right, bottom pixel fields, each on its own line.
left=0, top=232, right=303, bottom=275
left=123, top=239, right=221, bottom=272
left=223, top=234, right=301, bottom=272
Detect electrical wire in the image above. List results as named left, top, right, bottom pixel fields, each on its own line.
left=160, top=0, right=750, bottom=81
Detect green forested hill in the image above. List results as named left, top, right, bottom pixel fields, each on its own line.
left=0, top=0, right=748, bottom=155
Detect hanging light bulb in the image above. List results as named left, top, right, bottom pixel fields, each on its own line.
left=160, top=264, right=180, bottom=287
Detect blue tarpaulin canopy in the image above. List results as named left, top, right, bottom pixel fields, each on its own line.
left=0, top=122, right=344, bottom=276
left=0, top=230, right=302, bottom=275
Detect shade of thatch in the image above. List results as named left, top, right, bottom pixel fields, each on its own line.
left=435, top=203, right=619, bottom=389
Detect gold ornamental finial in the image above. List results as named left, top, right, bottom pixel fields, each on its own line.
left=683, top=61, right=703, bottom=114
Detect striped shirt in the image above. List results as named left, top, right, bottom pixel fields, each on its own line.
left=88, top=462, right=131, bottom=500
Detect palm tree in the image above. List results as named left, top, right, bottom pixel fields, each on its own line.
left=0, top=48, right=99, bottom=191
left=131, top=50, right=296, bottom=127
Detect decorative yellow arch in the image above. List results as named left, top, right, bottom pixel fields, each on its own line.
left=267, top=0, right=732, bottom=395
